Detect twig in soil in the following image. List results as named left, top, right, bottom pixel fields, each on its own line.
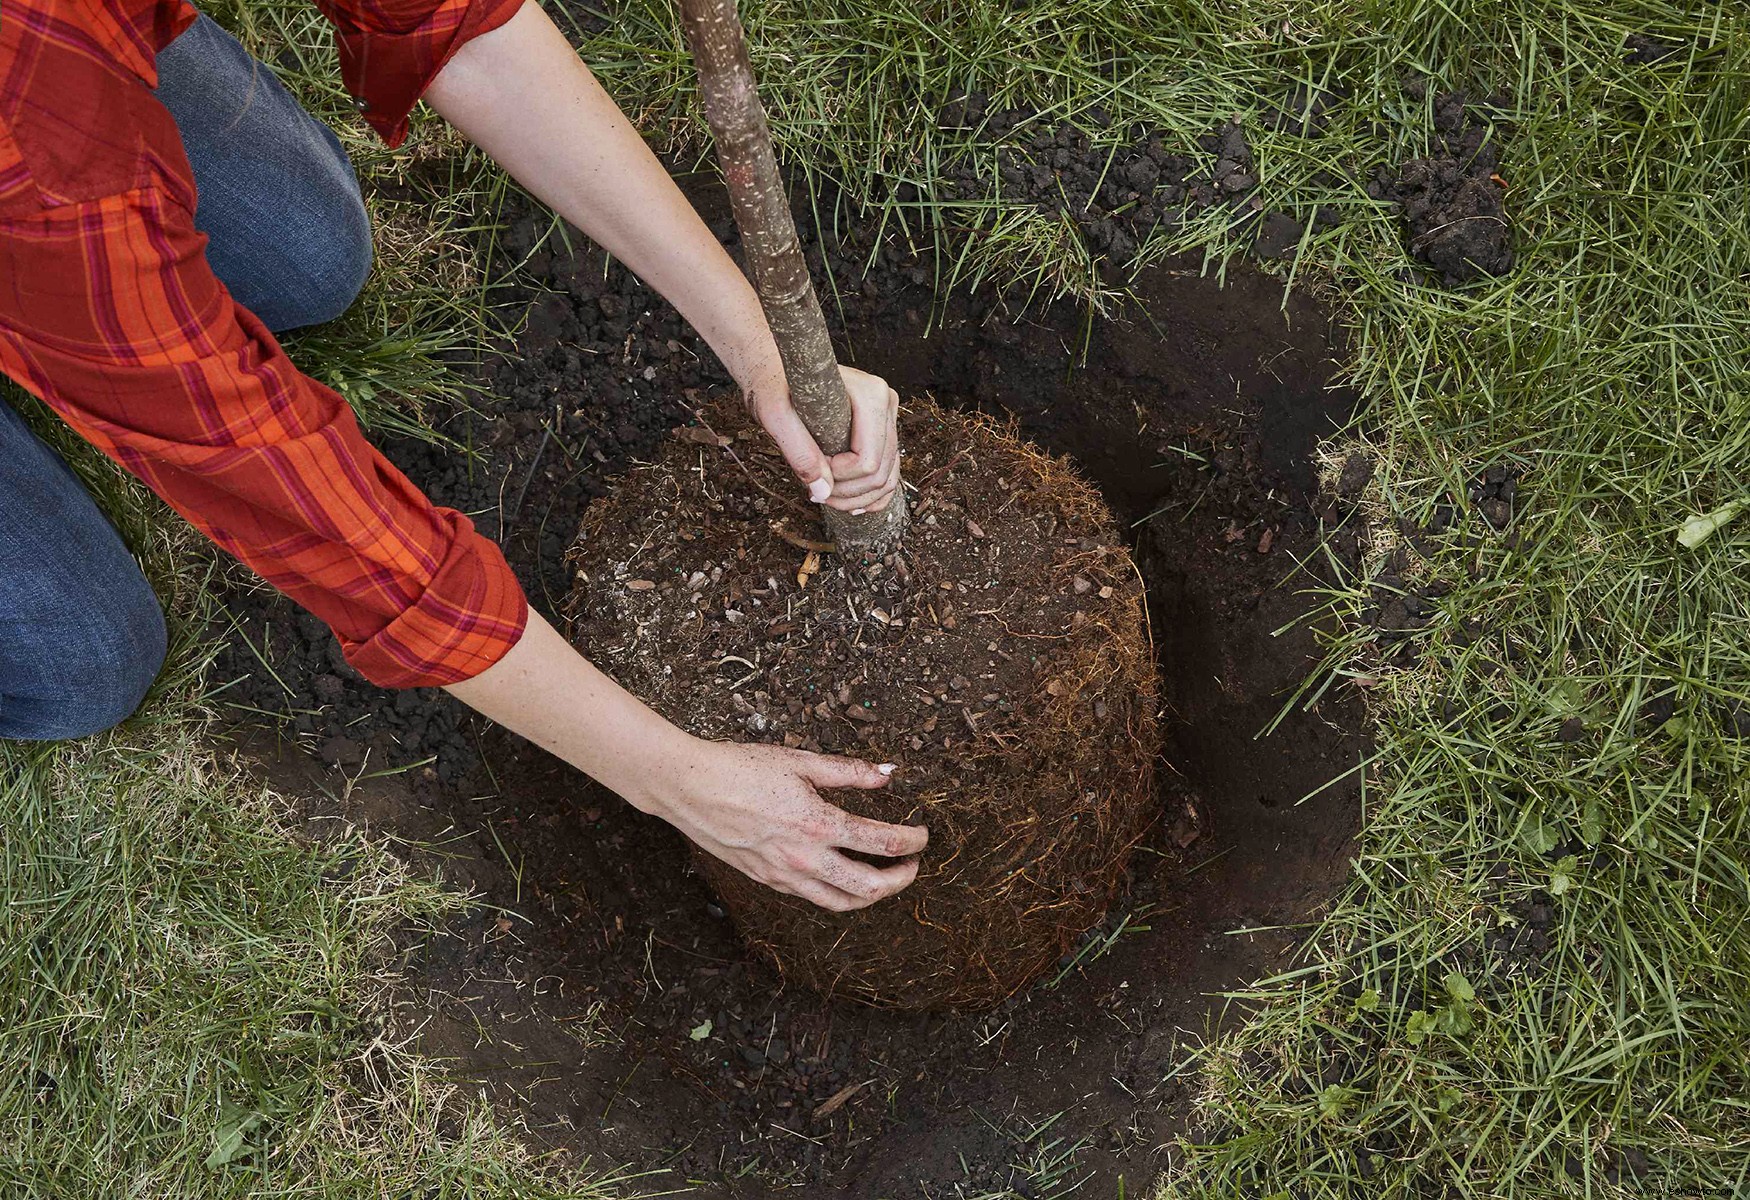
left=770, top=521, right=836, bottom=553
left=503, top=413, right=556, bottom=532
left=811, top=1078, right=873, bottom=1120
left=917, top=449, right=971, bottom=493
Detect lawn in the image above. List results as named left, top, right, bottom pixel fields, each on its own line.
left=2, top=1, right=1747, bottom=1198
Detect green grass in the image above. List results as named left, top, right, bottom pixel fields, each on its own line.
left=4, top=1, right=1748, bottom=1198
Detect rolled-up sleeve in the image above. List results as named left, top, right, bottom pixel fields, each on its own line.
left=314, top=0, right=525, bottom=147
left=0, top=181, right=527, bottom=688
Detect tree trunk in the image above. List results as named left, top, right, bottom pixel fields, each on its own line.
left=677, top=0, right=907, bottom=552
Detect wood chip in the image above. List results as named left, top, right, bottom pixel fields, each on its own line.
left=812, top=1079, right=872, bottom=1120
left=625, top=579, right=656, bottom=591
left=967, top=519, right=986, bottom=538
left=1170, top=799, right=1202, bottom=848
left=797, top=550, right=820, bottom=588
left=1257, top=527, right=1275, bottom=554
left=675, top=426, right=731, bottom=447
left=771, top=522, right=836, bottom=553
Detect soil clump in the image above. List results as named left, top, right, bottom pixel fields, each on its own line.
left=1370, top=88, right=1513, bottom=284
left=216, top=114, right=1368, bottom=1193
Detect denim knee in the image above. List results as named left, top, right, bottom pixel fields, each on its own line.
left=153, top=15, right=374, bottom=333
left=273, top=177, right=373, bottom=330
left=1, top=574, right=167, bottom=741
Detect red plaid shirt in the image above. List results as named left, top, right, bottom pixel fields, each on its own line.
left=0, top=0, right=527, bottom=688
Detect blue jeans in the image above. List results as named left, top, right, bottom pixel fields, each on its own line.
left=0, top=15, right=372, bottom=739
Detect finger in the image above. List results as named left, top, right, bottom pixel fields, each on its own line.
left=844, top=379, right=895, bottom=478
left=789, top=875, right=864, bottom=913
left=829, top=456, right=902, bottom=515
left=819, top=848, right=921, bottom=902
left=758, top=397, right=835, bottom=503
left=836, top=812, right=930, bottom=859
left=826, top=458, right=896, bottom=500
left=798, top=753, right=895, bottom=790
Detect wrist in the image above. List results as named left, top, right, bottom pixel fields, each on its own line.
left=614, top=726, right=711, bottom=818
left=718, top=328, right=785, bottom=401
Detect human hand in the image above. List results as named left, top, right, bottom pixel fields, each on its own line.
left=747, top=364, right=902, bottom=516
left=634, top=737, right=928, bottom=911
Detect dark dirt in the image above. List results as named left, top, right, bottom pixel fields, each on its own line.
left=1370, top=89, right=1514, bottom=285
left=940, top=107, right=1267, bottom=263
left=218, top=110, right=1371, bottom=1194
left=1624, top=33, right=1680, bottom=66
left=930, top=98, right=1318, bottom=272
left=566, top=397, right=1157, bottom=1010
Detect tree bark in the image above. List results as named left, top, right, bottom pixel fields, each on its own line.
left=677, top=0, right=907, bottom=552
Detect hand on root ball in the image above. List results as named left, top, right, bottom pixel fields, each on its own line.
left=749, top=363, right=901, bottom=516
left=637, top=739, right=927, bottom=911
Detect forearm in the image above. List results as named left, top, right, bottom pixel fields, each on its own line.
left=444, top=609, right=694, bottom=810
left=445, top=610, right=926, bottom=911
left=425, top=2, right=782, bottom=392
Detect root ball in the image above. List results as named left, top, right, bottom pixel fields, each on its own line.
left=566, top=397, right=1157, bottom=1008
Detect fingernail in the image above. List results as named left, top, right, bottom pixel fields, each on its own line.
left=877, top=763, right=897, bottom=776
left=852, top=507, right=867, bottom=516
left=809, top=479, right=831, bottom=503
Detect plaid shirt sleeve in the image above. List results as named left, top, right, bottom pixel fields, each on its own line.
left=0, top=1, right=527, bottom=688
left=315, top=0, right=525, bottom=148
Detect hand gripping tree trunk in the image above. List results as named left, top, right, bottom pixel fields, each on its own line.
left=677, top=0, right=907, bottom=553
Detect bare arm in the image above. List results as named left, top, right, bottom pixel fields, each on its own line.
left=426, top=4, right=922, bottom=907
left=424, top=0, right=899, bottom=513
left=446, top=612, right=924, bottom=911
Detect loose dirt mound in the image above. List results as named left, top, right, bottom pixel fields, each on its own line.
left=1372, top=88, right=1514, bottom=284
left=566, top=400, right=1156, bottom=1008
